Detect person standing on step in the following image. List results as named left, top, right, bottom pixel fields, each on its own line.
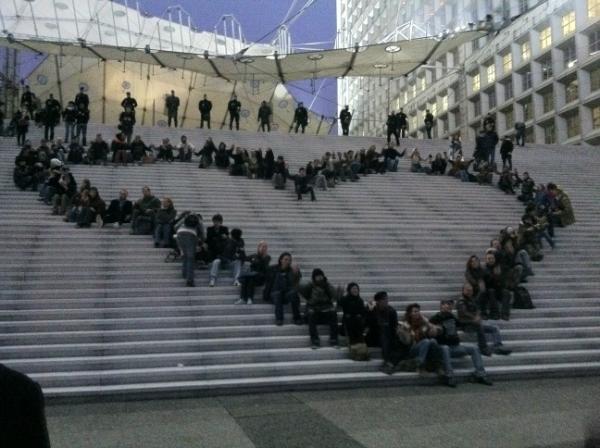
left=165, top=90, right=180, bottom=128
left=236, top=240, right=271, bottom=305
left=75, top=103, right=90, bottom=147
left=121, top=92, right=137, bottom=117
left=500, top=136, right=514, bottom=169
left=299, top=268, right=339, bottom=349
left=118, top=106, right=135, bottom=144
left=397, top=108, right=408, bottom=138
left=20, top=85, right=37, bottom=117
left=74, top=86, right=89, bottom=110
left=227, top=94, right=241, bottom=131
left=386, top=111, right=399, bottom=145
left=482, top=113, right=496, bottom=131
left=424, top=109, right=434, bottom=139
left=16, top=111, right=29, bottom=147
left=293, top=102, right=308, bottom=134
left=43, top=94, right=61, bottom=141
left=62, top=101, right=77, bottom=144
left=175, top=213, right=200, bottom=287
left=267, top=252, right=302, bottom=326
left=457, top=282, right=512, bottom=356
left=480, top=122, right=499, bottom=166
left=514, top=121, right=526, bottom=147
left=199, top=94, right=212, bottom=129
left=257, top=100, right=272, bottom=132
left=429, top=299, right=493, bottom=386
left=339, top=105, right=352, bottom=136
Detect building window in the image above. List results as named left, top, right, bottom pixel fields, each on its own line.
left=412, top=83, right=417, bottom=98
left=591, top=67, right=600, bottom=91
left=593, top=106, right=600, bottom=128
left=543, top=124, right=556, bottom=144
left=472, top=73, right=481, bottom=92
left=454, top=110, right=462, bottom=127
left=519, top=0, right=528, bottom=14
left=420, top=77, right=426, bottom=91
left=541, top=57, right=553, bottom=80
left=521, top=41, right=531, bottom=62
left=404, top=90, right=408, bottom=104
left=488, top=90, right=497, bottom=109
left=561, top=12, right=576, bottom=37
left=590, top=30, right=600, bottom=54
left=487, top=64, right=496, bottom=83
left=590, top=0, right=600, bottom=18
left=441, top=95, right=448, bottom=111
left=473, top=98, right=481, bottom=117
left=540, top=27, right=552, bottom=50
left=566, top=112, right=580, bottom=138
left=564, top=42, right=577, bottom=69
left=503, top=53, right=512, bottom=73
left=542, top=90, right=554, bottom=113
left=505, top=79, right=513, bottom=101
left=565, top=78, right=579, bottom=103
left=522, top=71, right=532, bottom=91
left=504, top=108, right=514, bottom=129
left=431, top=102, right=438, bottom=117
left=523, top=99, right=534, bottom=121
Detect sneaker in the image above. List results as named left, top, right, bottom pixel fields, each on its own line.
left=480, top=347, right=493, bottom=357
left=293, top=319, right=303, bottom=326
left=329, top=339, right=339, bottom=348
left=311, top=340, right=320, bottom=350
left=234, top=299, right=246, bottom=305
left=441, top=375, right=457, bottom=388
left=186, top=280, right=195, bottom=287
left=472, top=374, right=493, bottom=386
left=95, top=214, right=103, bottom=227
left=209, top=279, right=215, bottom=287
left=233, top=280, right=241, bottom=287
left=493, top=346, right=512, bottom=355
left=246, top=298, right=253, bottom=305
left=113, top=223, right=120, bottom=228
left=275, top=320, right=283, bottom=326
left=379, top=362, right=395, bottom=375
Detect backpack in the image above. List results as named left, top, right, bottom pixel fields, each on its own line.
left=349, top=343, right=370, bottom=361
left=513, top=286, right=535, bottom=309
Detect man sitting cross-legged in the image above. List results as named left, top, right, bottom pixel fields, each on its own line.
left=299, top=268, right=339, bottom=349
left=130, top=186, right=161, bottom=235
left=429, top=299, right=493, bottom=386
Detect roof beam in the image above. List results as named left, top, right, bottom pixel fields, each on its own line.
left=204, top=51, right=230, bottom=83
left=78, top=39, right=106, bottom=61
left=145, top=45, right=165, bottom=68
left=341, top=43, right=360, bottom=77
left=5, top=33, right=43, bottom=55
left=274, top=51, right=285, bottom=84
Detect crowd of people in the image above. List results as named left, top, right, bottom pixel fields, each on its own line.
left=10, top=103, right=577, bottom=387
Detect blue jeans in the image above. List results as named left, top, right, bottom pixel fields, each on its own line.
left=64, top=122, right=75, bottom=142
left=153, top=223, right=172, bottom=247
left=76, top=123, right=87, bottom=145
left=463, top=323, right=503, bottom=350
left=446, top=344, right=486, bottom=377
left=209, top=258, right=242, bottom=283
left=182, top=254, right=194, bottom=283
left=272, top=289, right=300, bottom=322
left=409, top=339, right=437, bottom=367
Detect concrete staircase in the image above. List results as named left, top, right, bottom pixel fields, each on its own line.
left=1, top=124, right=599, bottom=398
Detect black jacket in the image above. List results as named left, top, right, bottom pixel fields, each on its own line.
left=228, top=99, right=241, bottom=114
left=121, top=97, right=138, bottom=110
left=294, top=106, right=308, bottom=125
left=75, top=92, right=89, bottom=109
left=258, top=105, right=272, bottom=121
left=106, top=198, right=133, bottom=220
left=206, top=225, right=229, bottom=258
left=429, top=311, right=461, bottom=346
left=199, top=99, right=212, bottom=115
left=166, top=95, right=180, bottom=112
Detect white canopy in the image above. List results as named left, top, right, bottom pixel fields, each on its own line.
left=0, top=0, right=487, bottom=83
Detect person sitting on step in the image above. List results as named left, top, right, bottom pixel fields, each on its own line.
left=272, top=156, right=288, bottom=190
left=51, top=166, right=77, bottom=216
left=155, top=138, right=175, bottom=163
left=429, top=299, right=493, bottom=386
left=456, top=282, right=512, bottom=356
left=206, top=213, right=229, bottom=267
left=103, top=189, right=133, bottom=227
left=429, top=152, right=447, bottom=175
left=400, top=303, right=454, bottom=386
left=88, top=134, right=109, bottom=165
left=382, top=145, right=405, bottom=172
left=111, top=132, right=129, bottom=166
left=339, top=283, right=368, bottom=348
left=516, top=171, right=535, bottom=203
left=196, top=137, right=216, bottom=168
left=409, top=148, right=428, bottom=173
left=153, top=197, right=177, bottom=248
left=482, top=250, right=511, bottom=321
left=299, top=268, right=339, bottom=349
left=547, top=182, right=575, bottom=228
left=236, top=240, right=271, bottom=305
left=130, top=135, right=150, bottom=163
left=131, top=186, right=161, bottom=235
left=290, top=167, right=316, bottom=201
left=177, top=135, right=194, bottom=162
left=76, top=186, right=106, bottom=228
left=209, top=228, right=245, bottom=287
left=264, top=252, right=302, bottom=326
left=214, top=142, right=231, bottom=169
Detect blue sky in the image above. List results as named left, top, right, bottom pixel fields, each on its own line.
left=143, top=0, right=338, bottom=117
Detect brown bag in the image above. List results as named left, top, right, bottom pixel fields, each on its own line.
left=349, top=343, right=370, bottom=361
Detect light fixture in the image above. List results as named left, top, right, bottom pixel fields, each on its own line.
left=113, top=10, right=126, bottom=17
left=266, top=52, right=287, bottom=60
left=307, top=54, right=324, bottom=61
left=373, top=63, right=388, bottom=69
left=239, top=57, right=254, bottom=64
left=385, top=45, right=401, bottom=53
left=345, top=45, right=367, bottom=53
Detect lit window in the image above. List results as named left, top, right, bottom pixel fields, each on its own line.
left=521, top=41, right=531, bottom=61
left=472, top=73, right=481, bottom=92
left=503, top=53, right=512, bottom=73
left=504, top=107, right=514, bottom=128
left=565, top=79, right=579, bottom=103
left=523, top=99, right=533, bottom=121
left=590, top=29, right=600, bottom=54
left=564, top=42, right=577, bottom=68
left=431, top=103, right=437, bottom=116
left=541, top=57, right=553, bottom=80
left=542, top=90, right=554, bottom=113
left=441, top=95, right=448, bottom=111
left=544, top=124, right=556, bottom=144
left=420, top=77, right=426, bottom=91
left=412, top=84, right=417, bottom=97
left=590, top=0, right=600, bottom=18
left=591, top=67, right=600, bottom=91
left=540, top=27, right=552, bottom=50
left=592, top=106, right=600, bottom=128
left=561, top=12, right=576, bottom=36
left=487, top=64, right=496, bottom=83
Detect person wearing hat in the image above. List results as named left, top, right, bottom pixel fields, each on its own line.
left=366, top=292, right=411, bottom=374
left=339, top=105, right=352, bottom=136
left=299, top=268, right=339, bottom=349
left=429, top=299, right=492, bottom=386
